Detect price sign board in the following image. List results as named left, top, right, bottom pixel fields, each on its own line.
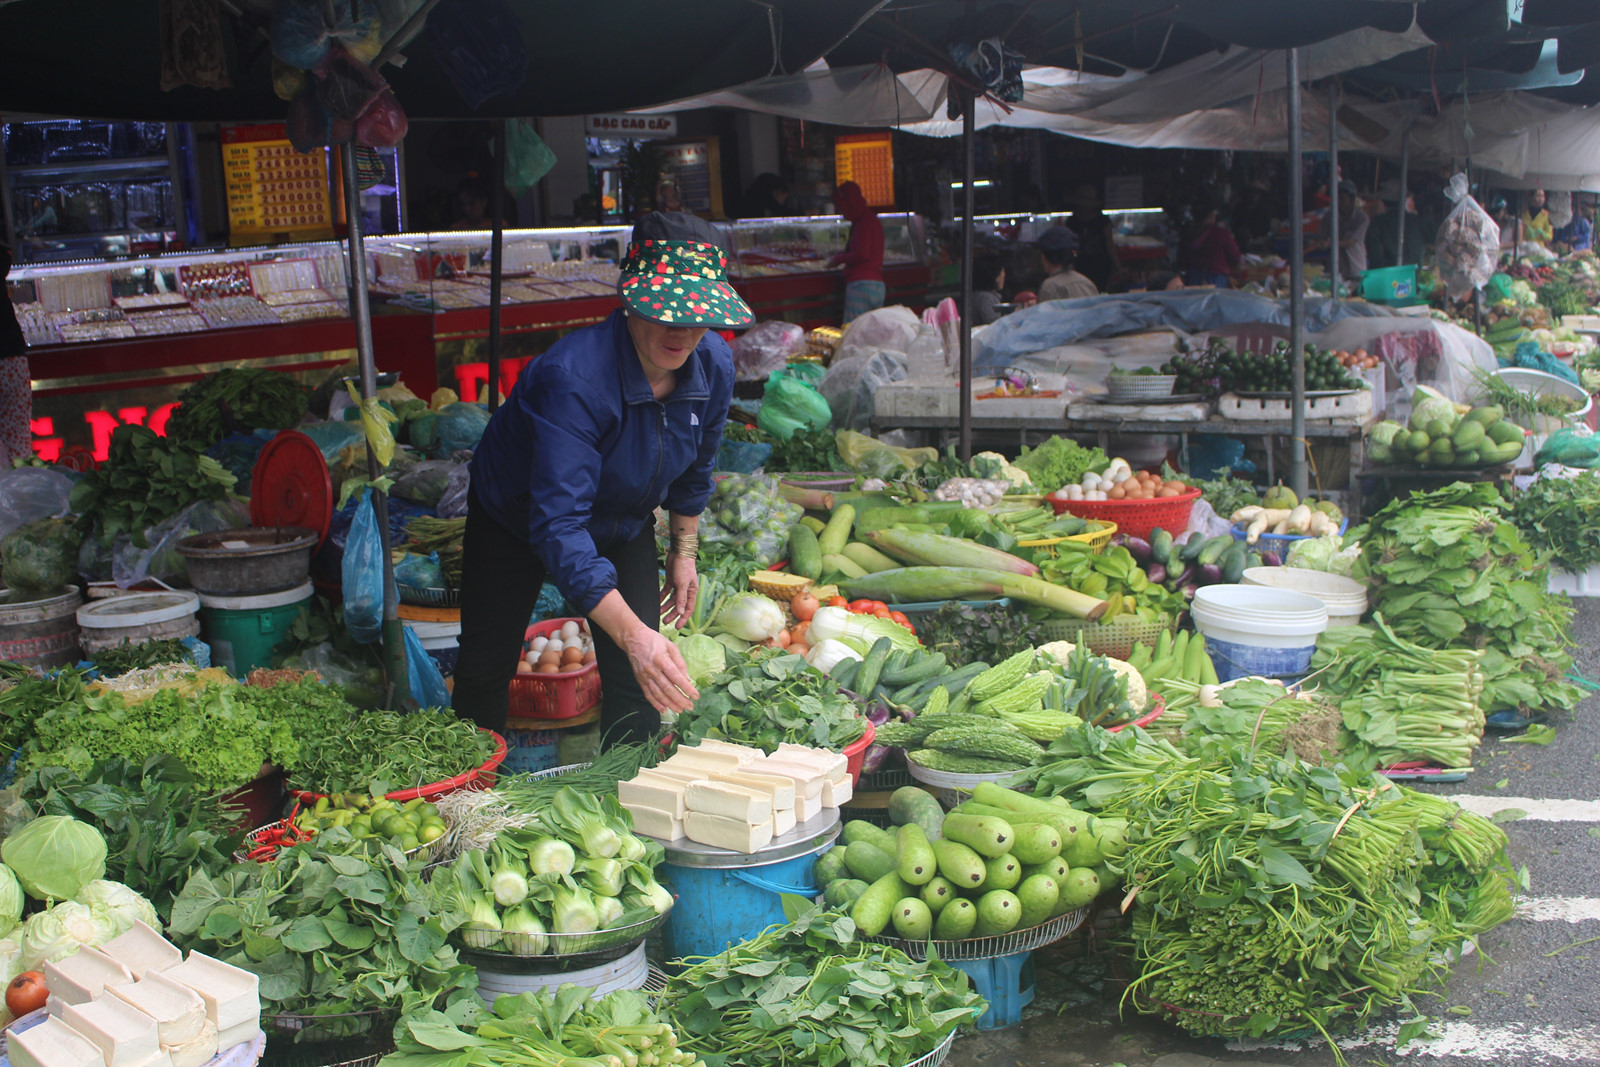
left=834, top=133, right=895, bottom=208
left=222, top=124, right=334, bottom=244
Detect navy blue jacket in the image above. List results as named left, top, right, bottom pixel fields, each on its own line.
left=470, top=309, right=733, bottom=612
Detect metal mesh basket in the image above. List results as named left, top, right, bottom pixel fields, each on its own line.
left=868, top=905, right=1090, bottom=961
left=261, top=1007, right=399, bottom=1045
left=1106, top=374, right=1178, bottom=400
left=457, top=909, right=671, bottom=966
left=901, top=1030, right=958, bottom=1067
left=397, top=583, right=460, bottom=608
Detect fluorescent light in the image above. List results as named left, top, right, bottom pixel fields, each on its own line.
left=949, top=179, right=994, bottom=189
left=1111, top=207, right=1164, bottom=214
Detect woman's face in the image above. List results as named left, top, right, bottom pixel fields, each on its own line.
left=627, top=313, right=707, bottom=378
left=996, top=267, right=1007, bottom=290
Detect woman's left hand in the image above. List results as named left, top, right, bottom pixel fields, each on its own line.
left=661, top=552, right=699, bottom=627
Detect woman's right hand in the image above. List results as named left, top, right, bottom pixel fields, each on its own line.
left=625, top=626, right=700, bottom=714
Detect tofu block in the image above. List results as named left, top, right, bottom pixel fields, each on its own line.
left=660, top=747, right=744, bottom=774
left=162, top=954, right=258, bottom=1033
left=101, top=923, right=183, bottom=981
left=685, top=739, right=762, bottom=764
left=62, top=993, right=163, bottom=1067
left=794, top=791, right=822, bottom=825
left=772, top=806, right=796, bottom=838
left=749, top=758, right=825, bottom=799
left=623, top=804, right=683, bottom=842
left=713, top=771, right=795, bottom=811
left=684, top=812, right=774, bottom=854
left=107, top=973, right=207, bottom=1045
left=638, top=765, right=703, bottom=784
left=8, top=1016, right=106, bottom=1067
left=618, top=773, right=688, bottom=819
left=45, top=949, right=133, bottom=1008
left=822, top=776, right=853, bottom=808
left=214, top=1021, right=260, bottom=1053
left=161, top=1020, right=216, bottom=1067
left=684, top=780, right=772, bottom=824
left=777, top=743, right=849, bottom=781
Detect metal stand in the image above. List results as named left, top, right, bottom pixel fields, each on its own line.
left=958, top=89, right=976, bottom=463
left=488, top=119, right=506, bottom=413
left=1287, top=49, right=1307, bottom=499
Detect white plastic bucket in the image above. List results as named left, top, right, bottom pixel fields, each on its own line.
left=471, top=941, right=649, bottom=1007
left=76, top=590, right=201, bottom=655
left=1191, top=585, right=1328, bottom=682
left=1240, top=567, right=1368, bottom=627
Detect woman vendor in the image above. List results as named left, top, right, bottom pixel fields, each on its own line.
left=453, top=230, right=753, bottom=744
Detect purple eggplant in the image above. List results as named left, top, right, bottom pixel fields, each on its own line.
left=1181, top=581, right=1200, bottom=598
left=1146, top=562, right=1168, bottom=585
left=1259, top=550, right=1284, bottom=567
left=1122, top=535, right=1153, bottom=563
left=866, top=701, right=892, bottom=727
left=861, top=744, right=891, bottom=775
left=1199, top=563, right=1222, bottom=585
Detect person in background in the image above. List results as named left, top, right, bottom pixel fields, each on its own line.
left=1310, top=180, right=1369, bottom=287
left=971, top=255, right=1008, bottom=324
left=1068, top=183, right=1119, bottom=290
left=1558, top=199, right=1593, bottom=252
left=829, top=181, right=885, bottom=323
left=1521, top=188, right=1553, bottom=245
left=656, top=177, right=685, bottom=214
left=451, top=177, right=491, bottom=230
left=1144, top=270, right=1184, bottom=291
left=0, top=243, right=32, bottom=466
left=1366, top=182, right=1422, bottom=269
left=1035, top=226, right=1099, bottom=301
left=737, top=173, right=789, bottom=219
left=1187, top=205, right=1241, bottom=288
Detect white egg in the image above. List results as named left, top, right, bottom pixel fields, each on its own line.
left=531, top=636, right=548, bottom=653
left=561, top=621, right=581, bottom=640
left=546, top=638, right=564, bottom=653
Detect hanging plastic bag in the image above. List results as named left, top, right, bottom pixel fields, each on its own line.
left=271, top=0, right=378, bottom=70
left=836, top=430, right=937, bottom=481
left=1436, top=173, right=1500, bottom=302
left=342, top=490, right=390, bottom=644
left=404, top=624, right=453, bottom=708
left=345, top=384, right=398, bottom=467
left=426, top=0, right=530, bottom=110
left=433, top=402, right=492, bottom=456
left=354, top=89, right=408, bottom=148
left=731, top=322, right=805, bottom=381
left=504, top=119, right=557, bottom=196
left=821, top=350, right=908, bottom=431
left=756, top=373, right=832, bottom=440
left=0, top=466, right=75, bottom=541
left=394, top=551, right=444, bottom=591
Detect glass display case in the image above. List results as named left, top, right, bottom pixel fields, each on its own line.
left=717, top=213, right=927, bottom=278
left=363, top=225, right=631, bottom=310
left=1106, top=208, right=1172, bottom=264
left=2, top=119, right=187, bottom=262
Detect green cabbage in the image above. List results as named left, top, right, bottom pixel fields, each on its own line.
left=1, top=518, right=81, bottom=600
left=73, top=880, right=159, bottom=937
left=678, top=634, right=726, bottom=687
left=1286, top=536, right=1361, bottom=577
left=0, top=935, right=20, bottom=989
left=18, top=901, right=116, bottom=970
left=0, top=865, right=22, bottom=937
left=2, top=816, right=108, bottom=901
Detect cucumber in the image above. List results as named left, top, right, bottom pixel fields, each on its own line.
left=814, top=846, right=849, bottom=884
left=818, top=504, right=857, bottom=558
left=931, top=839, right=988, bottom=890
left=829, top=657, right=861, bottom=690
left=919, top=876, right=956, bottom=916
left=854, top=638, right=894, bottom=698
left=932, top=897, right=978, bottom=939
left=1009, top=822, right=1063, bottom=865
left=843, top=840, right=899, bottom=883
left=896, top=824, right=938, bottom=886
left=887, top=787, right=945, bottom=841
left=823, top=878, right=870, bottom=909
left=800, top=515, right=827, bottom=536
left=842, top=820, right=898, bottom=852
left=850, top=870, right=911, bottom=936
left=788, top=526, right=822, bottom=581
left=1197, top=535, right=1234, bottom=566
left=942, top=812, right=1020, bottom=859
left=890, top=897, right=933, bottom=939
left=1219, top=541, right=1247, bottom=584
left=842, top=541, right=902, bottom=574
left=1150, top=528, right=1173, bottom=566
left=1179, top=532, right=1207, bottom=564
left=983, top=854, right=1022, bottom=891
left=822, top=553, right=869, bottom=579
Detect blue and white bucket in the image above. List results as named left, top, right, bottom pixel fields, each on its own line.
left=1191, top=585, right=1328, bottom=683
left=661, top=841, right=831, bottom=961
left=407, top=618, right=462, bottom=677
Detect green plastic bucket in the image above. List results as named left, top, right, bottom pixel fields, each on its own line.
left=198, top=581, right=313, bottom=678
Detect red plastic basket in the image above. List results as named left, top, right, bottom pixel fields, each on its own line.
left=1049, top=487, right=1202, bottom=542
left=509, top=618, right=603, bottom=720
left=841, top=719, right=876, bottom=787
left=293, top=730, right=507, bottom=804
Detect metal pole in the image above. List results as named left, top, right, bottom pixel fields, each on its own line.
left=1288, top=50, right=1308, bottom=500
left=341, top=142, right=409, bottom=709
left=1326, top=80, right=1340, bottom=301
left=488, top=120, right=507, bottom=412
left=958, top=88, right=975, bottom=463
left=1396, top=120, right=1411, bottom=266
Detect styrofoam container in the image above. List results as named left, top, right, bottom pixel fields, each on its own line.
left=1191, top=585, right=1328, bottom=682
left=1240, top=567, right=1368, bottom=626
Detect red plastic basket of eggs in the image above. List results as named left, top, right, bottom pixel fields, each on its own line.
left=508, top=618, right=602, bottom=720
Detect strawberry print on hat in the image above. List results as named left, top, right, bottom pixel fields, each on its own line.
left=617, top=240, right=755, bottom=328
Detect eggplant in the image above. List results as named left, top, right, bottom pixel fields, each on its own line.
left=1260, top=550, right=1284, bottom=567
left=861, top=744, right=891, bottom=775
left=1181, top=582, right=1200, bottom=598
left=1146, top=562, right=1168, bottom=585
left=1166, top=564, right=1195, bottom=590
left=1198, top=563, right=1222, bottom=585
left=866, top=700, right=892, bottom=727
left=1122, top=535, right=1153, bottom=563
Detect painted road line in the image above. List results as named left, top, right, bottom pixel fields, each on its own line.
left=1233, top=1020, right=1600, bottom=1060
left=1449, top=795, right=1600, bottom=822
left=1516, top=896, right=1600, bottom=922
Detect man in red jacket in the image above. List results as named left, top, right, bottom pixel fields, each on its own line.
left=829, top=181, right=885, bottom=323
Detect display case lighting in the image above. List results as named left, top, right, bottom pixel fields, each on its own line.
left=949, top=179, right=994, bottom=189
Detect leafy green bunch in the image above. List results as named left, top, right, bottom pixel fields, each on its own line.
left=671, top=649, right=867, bottom=752
left=916, top=600, right=1045, bottom=669
left=165, top=368, right=309, bottom=450
left=1508, top=470, right=1600, bottom=573
left=69, top=425, right=237, bottom=546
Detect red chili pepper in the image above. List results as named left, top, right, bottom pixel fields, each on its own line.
left=246, top=845, right=278, bottom=861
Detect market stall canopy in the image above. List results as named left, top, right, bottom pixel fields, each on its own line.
left=0, top=0, right=889, bottom=120
left=631, top=63, right=949, bottom=127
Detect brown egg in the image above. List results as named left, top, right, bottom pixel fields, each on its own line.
left=536, top=662, right=562, bottom=674
left=515, top=660, right=534, bottom=674
left=561, top=647, right=584, bottom=667
left=538, top=649, right=562, bottom=667
left=582, top=650, right=596, bottom=665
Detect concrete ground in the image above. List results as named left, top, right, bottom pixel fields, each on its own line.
left=948, top=600, right=1600, bottom=1067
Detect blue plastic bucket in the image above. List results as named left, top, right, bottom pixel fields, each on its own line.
left=1191, top=585, right=1328, bottom=683
left=661, top=846, right=827, bottom=960
left=501, top=727, right=562, bottom=774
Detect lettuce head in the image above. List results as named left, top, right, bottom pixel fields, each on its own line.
left=2, top=816, right=107, bottom=901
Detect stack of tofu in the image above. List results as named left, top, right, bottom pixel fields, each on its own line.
left=7, top=922, right=262, bottom=1067
left=619, top=740, right=854, bottom=854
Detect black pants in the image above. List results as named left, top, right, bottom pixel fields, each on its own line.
left=453, top=486, right=663, bottom=745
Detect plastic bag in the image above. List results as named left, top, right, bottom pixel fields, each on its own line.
left=903, top=323, right=951, bottom=382
left=1, top=518, right=80, bottom=599
left=436, top=462, right=472, bottom=519
left=731, top=322, right=805, bottom=381
left=1436, top=173, right=1500, bottom=301
left=834, top=306, right=920, bottom=364
left=342, top=490, right=391, bottom=644
left=1536, top=427, right=1600, bottom=468
left=300, top=420, right=365, bottom=462
left=714, top=440, right=772, bottom=474
left=756, top=373, right=832, bottom=440
left=786, top=361, right=825, bottom=388
left=355, top=89, right=408, bottom=148
left=697, top=474, right=804, bottom=568
left=119, top=497, right=252, bottom=589
left=394, top=551, right=444, bottom=590
left=820, top=349, right=908, bottom=431
left=271, top=0, right=377, bottom=69
left=0, top=467, right=74, bottom=542
left=281, top=641, right=386, bottom=708
left=404, top=625, right=453, bottom=708
left=433, top=402, right=492, bottom=456
left=391, top=460, right=456, bottom=506
left=836, top=430, right=937, bottom=481
left=1511, top=342, right=1581, bottom=385
left=426, top=0, right=530, bottom=110
left=504, top=119, right=557, bottom=197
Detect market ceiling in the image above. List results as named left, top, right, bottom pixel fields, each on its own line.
left=0, top=0, right=889, bottom=121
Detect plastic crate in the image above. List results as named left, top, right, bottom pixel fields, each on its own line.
left=1050, top=487, right=1201, bottom=542
left=1216, top=390, right=1372, bottom=422
left=1018, top=520, right=1117, bottom=558
left=508, top=619, right=602, bottom=720
left=1360, top=264, right=1418, bottom=305
left=1229, top=519, right=1349, bottom=560
left=1039, top=613, right=1176, bottom=660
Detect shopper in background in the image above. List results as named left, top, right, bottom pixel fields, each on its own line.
left=971, top=255, right=1008, bottom=325
left=1069, top=183, right=1119, bottom=291
left=1187, top=205, right=1241, bottom=288
left=1521, top=188, right=1553, bottom=244
left=1310, top=180, right=1369, bottom=287
left=1144, top=270, right=1184, bottom=291
left=0, top=243, right=31, bottom=466
left=454, top=221, right=753, bottom=744
left=1366, top=181, right=1423, bottom=269
left=1035, top=226, right=1099, bottom=302
left=830, top=181, right=885, bottom=323
left=1559, top=199, right=1595, bottom=252
left=451, top=177, right=491, bottom=230
left=737, top=173, right=790, bottom=219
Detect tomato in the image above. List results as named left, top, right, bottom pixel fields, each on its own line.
left=889, top=611, right=913, bottom=629
left=826, top=596, right=848, bottom=609
left=869, top=601, right=888, bottom=613
left=871, top=605, right=891, bottom=619
left=848, top=599, right=876, bottom=613
left=7, top=972, right=46, bottom=1017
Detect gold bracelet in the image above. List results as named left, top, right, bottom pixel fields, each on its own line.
left=671, top=534, right=700, bottom=559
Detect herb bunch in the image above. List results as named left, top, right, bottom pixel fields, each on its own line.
left=671, top=649, right=866, bottom=752
left=1508, top=470, right=1600, bottom=572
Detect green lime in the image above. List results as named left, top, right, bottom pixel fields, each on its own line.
left=399, top=833, right=421, bottom=851
left=418, top=823, right=446, bottom=844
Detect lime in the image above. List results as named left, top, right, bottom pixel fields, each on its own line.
left=398, top=833, right=421, bottom=851
left=418, top=823, right=446, bottom=844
